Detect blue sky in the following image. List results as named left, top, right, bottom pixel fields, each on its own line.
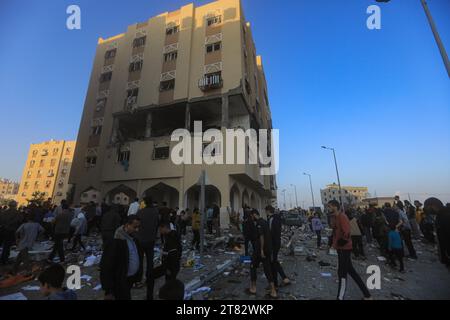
left=0, top=0, right=449, bottom=206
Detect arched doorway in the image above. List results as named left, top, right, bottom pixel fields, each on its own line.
left=185, top=184, right=221, bottom=210
left=242, top=189, right=250, bottom=208
left=106, top=184, right=137, bottom=205
left=230, top=184, right=240, bottom=214
left=142, top=182, right=179, bottom=209
left=250, top=192, right=258, bottom=210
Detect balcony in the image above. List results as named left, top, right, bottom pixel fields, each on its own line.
left=199, top=73, right=223, bottom=91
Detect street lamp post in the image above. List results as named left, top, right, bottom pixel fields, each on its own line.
left=281, top=189, right=287, bottom=210
left=420, top=0, right=450, bottom=77
left=290, top=184, right=299, bottom=208
left=321, top=146, right=344, bottom=208
left=303, top=173, right=316, bottom=211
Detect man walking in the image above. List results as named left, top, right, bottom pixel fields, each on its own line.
left=328, top=200, right=372, bottom=300
left=136, top=196, right=159, bottom=300
left=0, top=201, right=22, bottom=265
left=311, top=212, right=324, bottom=249
left=266, top=205, right=290, bottom=288
left=47, top=203, right=72, bottom=264
left=14, top=213, right=44, bottom=274
left=247, top=209, right=277, bottom=299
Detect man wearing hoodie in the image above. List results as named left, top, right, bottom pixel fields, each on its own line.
left=136, top=196, right=159, bottom=300
left=47, top=202, right=73, bottom=264
left=328, top=200, right=371, bottom=300
left=100, top=215, right=142, bottom=300
left=38, top=264, right=77, bottom=300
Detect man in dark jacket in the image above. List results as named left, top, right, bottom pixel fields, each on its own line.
left=266, top=205, right=290, bottom=288
left=47, top=203, right=73, bottom=263
left=100, top=204, right=121, bottom=249
left=0, top=201, right=23, bottom=264
left=100, top=215, right=142, bottom=300
left=383, top=203, right=400, bottom=228
left=360, top=205, right=375, bottom=244
left=242, top=205, right=257, bottom=256
left=85, top=201, right=97, bottom=235
left=136, top=196, right=159, bottom=300
left=425, top=197, right=450, bottom=267
left=158, top=202, right=171, bottom=225
left=153, top=222, right=182, bottom=282
left=248, top=209, right=277, bottom=299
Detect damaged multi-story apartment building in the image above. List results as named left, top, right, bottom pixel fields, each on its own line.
left=69, top=0, right=277, bottom=227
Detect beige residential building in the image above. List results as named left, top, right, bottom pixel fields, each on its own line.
left=0, top=179, right=19, bottom=201
left=16, top=140, right=76, bottom=206
left=321, top=183, right=369, bottom=208
left=69, top=0, right=277, bottom=227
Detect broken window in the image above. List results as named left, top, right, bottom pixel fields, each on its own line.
left=96, top=98, right=107, bottom=112
left=91, top=125, right=103, bottom=136
left=164, top=51, right=178, bottom=62
left=133, top=36, right=146, bottom=48
left=125, top=88, right=139, bottom=108
left=153, top=146, right=170, bottom=160
left=85, top=156, right=97, bottom=168
left=105, top=49, right=117, bottom=59
left=117, top=150, right=130, bottom=163
left=151, top=105, right=185, bottom=137
left=206, top=42, right=221, bottom=53
left=100, top=71, right=112, bottom=83
left=159, top=79, right=175, bottom=91
left=129, top=60, right=143, bottom=72
left=166, top=25, right=179, bottom=35
left=207, top=16, right=222, bottom=27
left=116, top=113, right=147, bottom=141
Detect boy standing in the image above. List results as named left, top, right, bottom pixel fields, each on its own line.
left=388, top=225, right=405, bottom=272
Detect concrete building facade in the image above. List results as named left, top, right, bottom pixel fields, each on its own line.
left=0, top=179, right=19, bottom=201
left=69, top=0, right=277, bottom=227
left=321, top=183, right=369, bottom=208
left=16, top=140, right=76, bottom=206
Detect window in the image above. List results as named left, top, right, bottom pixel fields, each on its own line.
left=37, top=170, right=42, bottom=178
left=166, top=25, right=179, bottom=35
left=129, top=60, right=143, bottom=72
left=34, top=181, right=40, bottom=189
left=26, top=171, right=32, bottom=178
left=96, top=98, right=107, bottom=112
left=164, top=51, right=178, bottom=62
left=159, top=79, right=175, bottom=91
left=207, top=16, right=222, bottom=26
left=92, top=125, right=103, bottom=136
left=52, top=148, right=59, bottom=155
left=21, top=192, right=26, bottom=197
left=105, top=49, right=117, bottom=59
left=206, top=42, right=221, bottom=53
left=45, top=181, right=51, bottom=188
left=117, top=150, right=130, bottom=162
left=65, top=147, right=71, bottom=155
left=153, top=146, right=170, bottom=160
left=125, top=88, right=139, bottom=107
left=63, top=158, right=69, bottom=166
left=50, top=159, right=56, bottom=167
left=39, top=160, right=45, bottom=167
left=30, top=160, right=35, bottom=168
left=41, top=149, right=48, bottom=156
left=85, top=156, right=97, bottom=167
left=47, top=169, right=54, bottom=177
left=32, top=150, right=38, bottom=157
left=199, top=71, right=222, bottom=91
left=100, top=71, right=112, bottom=83
left=133, top=36, right=146, bottom=48
left=24, top=182, right=29, bottom=189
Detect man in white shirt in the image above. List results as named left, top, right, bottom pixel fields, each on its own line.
left=127, top=198, right=140, bottom=216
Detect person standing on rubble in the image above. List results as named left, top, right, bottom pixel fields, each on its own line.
left=100, top=215, right=142, bottom=300
left=136, top=196, right=160, bottom=300
left=247, top=209, right=278, bottom=299
left=47, top=202, right=72, bottom=264
left=153, top=222, right=182, bottom=283
left=328, top=200, right=372, bottom=300
left=266, top=205, right=290, bottom=289
left=242, top=205, right=257, bottom=256
left=191, top=208, right=201, bottom=251
left=311, top=212, right=324, bottom=249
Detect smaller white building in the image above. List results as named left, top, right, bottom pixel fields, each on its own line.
left=321, top=183, right=369, bottom=208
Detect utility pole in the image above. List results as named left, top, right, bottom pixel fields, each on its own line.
left=303, top=173, right=316, bottom=211
left=321, top=146, right=344, bottom=209
left=420, top=0, right=450, bottom=77
left=281, top=189, right=287, bottom=210
left=199, top=170, right=206, bottom=264
left=290, top=184, right=299, bottom=208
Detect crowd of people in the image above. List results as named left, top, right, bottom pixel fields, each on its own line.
left=1, top=193, right=449, bottom=300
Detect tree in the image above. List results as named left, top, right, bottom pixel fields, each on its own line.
left=27, top=191, right=47, bottom=207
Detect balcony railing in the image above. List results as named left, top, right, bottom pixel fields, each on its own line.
left=199, top=74, right=223, bottom=91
